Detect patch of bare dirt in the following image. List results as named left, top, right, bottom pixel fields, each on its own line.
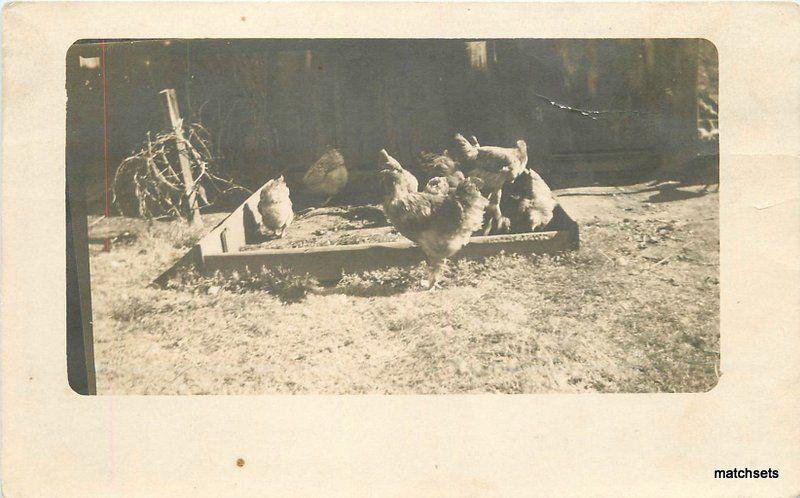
left=241, top=204, right=403, bottom=250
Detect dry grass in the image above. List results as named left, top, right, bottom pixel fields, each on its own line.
left=89, top=184, right=719, bottom=394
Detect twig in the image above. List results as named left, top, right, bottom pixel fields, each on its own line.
left=532, top=92, right=654, bottom=120
left=89, top=216, right=106, bottom=228
left=112, top=120, right=246, bottom=220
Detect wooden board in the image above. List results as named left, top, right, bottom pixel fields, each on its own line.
left=202, top=229, right=575, bottom=282
left=69, top=39, right=702, bottom=208
left=154, top=177, right=580, bottom=284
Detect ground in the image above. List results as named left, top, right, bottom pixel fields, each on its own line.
left=243, top=204, right=399, bottom=250
left=87, top=181, right=719, bottom=394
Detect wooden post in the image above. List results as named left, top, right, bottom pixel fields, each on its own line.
left=66, top=170, right=97, bottom=394
left=160, top=88, right=202, bottom=225
left=66, top=51, right=97, bottom=393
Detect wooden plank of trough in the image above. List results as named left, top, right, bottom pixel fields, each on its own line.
left=152, top=179, right=273, bottom=286
left=202, top=230, right=572, bottom=281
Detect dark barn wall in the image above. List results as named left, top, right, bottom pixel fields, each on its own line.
left=66, top=39, right=708, bottom=212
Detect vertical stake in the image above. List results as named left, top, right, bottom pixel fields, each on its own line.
left=160, top=88, right=202, bottom=225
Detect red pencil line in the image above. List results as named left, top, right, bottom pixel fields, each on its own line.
left=101, top=41, right=110, bottom=251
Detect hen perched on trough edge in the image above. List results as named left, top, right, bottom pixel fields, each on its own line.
left=451, top=133, right=528, bottom=235
left=257, top=175, right=294, bottom=238
left=302, top=148, right=348, bottom=205
left=379, top=156, right=489, bottom=289
left=500, top=168, right=557, bottom=233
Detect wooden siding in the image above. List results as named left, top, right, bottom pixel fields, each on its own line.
left=66, top=39, right=707, bottom=210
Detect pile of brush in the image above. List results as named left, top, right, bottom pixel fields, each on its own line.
left=112, top=122, right=247, bottom=220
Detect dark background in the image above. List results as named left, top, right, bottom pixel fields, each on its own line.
left=66, top=38, right=718, bottom=213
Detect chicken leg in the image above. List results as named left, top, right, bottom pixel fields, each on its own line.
left=483, top=189, right=506, bottom=236
left=423, top=258, right=445, bottom=290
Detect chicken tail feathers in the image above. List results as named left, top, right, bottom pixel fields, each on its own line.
left=516, top=139, right=528, bottom=161
left=453, top=133, right=478, bottom=161
left=379, top=149, right=405, bottom=171
left=453, top=178, right=488, bottom=212
left=452, top=178, right=489, bottom=234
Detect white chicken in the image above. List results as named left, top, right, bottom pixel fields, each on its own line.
left=379, top=149, right=419, bottom=193
left=451, top=133, right=528, bottom=235
left=257, top=175, right=294, bottom=238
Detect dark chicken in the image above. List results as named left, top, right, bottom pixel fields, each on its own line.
left=302, top=148, right=348, bottom=206
left=500, top=168, right=557, bottom=232
left=416, top=150, right=465, bottom=189
left=423, top=176, right=452, bottom=196
left=379, top=157, right=488, bottom=289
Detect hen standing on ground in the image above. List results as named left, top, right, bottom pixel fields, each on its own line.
left=302, top=148, right=348, bottom=206
left=500, top=168, right=557, bottom=232
left=257, top=175, right=294, bottom=238
left=451, top=133, right=528, bottom=235
left=379, top=154, right=488, bottom=289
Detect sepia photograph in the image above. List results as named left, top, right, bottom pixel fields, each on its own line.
left=66, top=38, right=720, bottom=395
left=6, top=2, right=800, bottom=495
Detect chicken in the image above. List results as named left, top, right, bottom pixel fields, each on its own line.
left=423, top=176, right=451, bottom=196
left=417, top=149, right=466, bottom=190
left=379, top=149, right=419, bottom=193
left=379, top=158, right=488, bottom=289
left=302, top=148, right=348, bottom=205
left=450, top=133, right=528, bottom=235
left=446, top=170, right=466, bottom=188
left=452, top=133, right=528, bottom=189
left=257, top=175, right=294, bottom=238
left=417, top=150, right=457, bottom=176
left=423, top=170, right=466, bottom=194
left=500, top=168, right=557, bottom=232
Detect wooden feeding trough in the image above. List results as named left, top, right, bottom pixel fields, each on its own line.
left=154, top=183, right=580, bottom=285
